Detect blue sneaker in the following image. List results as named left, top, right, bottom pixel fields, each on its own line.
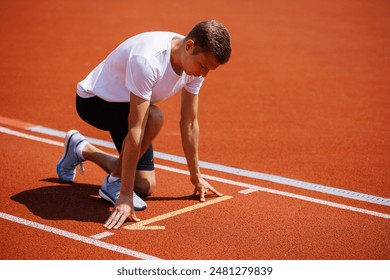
left=56, top=130, right=86, bottom=183
left=99, top=176, right=147, bottom=211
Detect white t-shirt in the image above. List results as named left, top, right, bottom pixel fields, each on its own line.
left=77, top=31, right=204, bottom=103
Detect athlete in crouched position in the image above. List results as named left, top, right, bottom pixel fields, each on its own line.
left=56, top=20, right=232, bottom=229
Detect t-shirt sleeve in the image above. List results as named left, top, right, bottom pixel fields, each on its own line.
left=125, top=55, right=156, bottom=101
left=184, top=76, right=205, bottom=94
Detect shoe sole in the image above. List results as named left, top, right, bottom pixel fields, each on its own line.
left=56, top=130, right=79, bottom=183
left=98, top=188, right=116, bottom=205
left=98, top=188, right=147, bottom=211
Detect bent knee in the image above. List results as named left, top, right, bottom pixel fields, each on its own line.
left=134, top=171, right=156, bottom=196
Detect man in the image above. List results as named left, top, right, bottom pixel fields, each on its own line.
left=56, top=20, right=232, bottom=229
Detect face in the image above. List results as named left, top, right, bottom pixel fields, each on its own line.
left=182, top=40, right=220, bottom=77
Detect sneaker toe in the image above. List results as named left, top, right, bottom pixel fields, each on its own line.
left=56, top=166, right=76, bottom=183
left=133, top=193, right=147, bottom=211
left=99, top=176, right=147, bottom=211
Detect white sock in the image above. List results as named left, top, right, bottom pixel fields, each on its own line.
left=108, top=174, right=120, bottom=183
left=76, top=140, right=87, bottom=161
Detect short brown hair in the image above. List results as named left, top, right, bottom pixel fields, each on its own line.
left=185, top=20, right=232, bottom=64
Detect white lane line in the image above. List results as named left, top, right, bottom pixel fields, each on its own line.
left=156, top=165, right=390, bottom=219
left=0, top=212, right=161, bottom=260
left=0, top=126, right=63, bottom=147
left=2, top=116, right=390, bottom=206
left=22, top=124, right=390, bottom=206
left=89, top=231, right=115, bottom=240
left=238, top=188, right=259, bottom=194
left=1, top=125, right=390, bottom=219
left=28, top=125, right=116, bottom=149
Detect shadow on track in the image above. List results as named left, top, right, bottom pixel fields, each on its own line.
left=10, top=178, right=111, bottom=223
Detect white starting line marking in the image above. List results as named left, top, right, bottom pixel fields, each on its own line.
left=0, top=116, right=390, bottom=206
left=0, top=212, right=161, bottom=260
left=124, top=195, right=233, bottom=230
left=0, top=115, right=388, bottom=207
left=89, top=231, right=115, bottom=240
left=1, top=125, right=389, bottom=220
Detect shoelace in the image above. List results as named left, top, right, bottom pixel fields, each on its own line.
left=79, top=161, right=85, bottom=175
left=69, top=150, right=84, bottom=175
left=66, top=158, right=84, bottom=175
left=75, top=140, right=85, bottom=175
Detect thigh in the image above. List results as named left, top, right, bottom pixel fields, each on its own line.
left=76, top=94, right=129, bottom=132
left=76, top=94, right=129, bottom=151
left=76, top=94, right=155, bottom=170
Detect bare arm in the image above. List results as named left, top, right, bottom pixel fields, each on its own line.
left=121, top=93, right=150, bottom=196
left=104, top=93, right=150, bottom=229
left=180, top=88, right=223, bottom=201
left=180, top=89, right=201, bottom=182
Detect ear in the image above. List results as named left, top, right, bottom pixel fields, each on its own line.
left=185, top=39, right=195, bottom=53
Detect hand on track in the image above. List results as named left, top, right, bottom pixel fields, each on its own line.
left=192, top=177, right=223, bottom=202
left=104, top=194, right=140, bottom=229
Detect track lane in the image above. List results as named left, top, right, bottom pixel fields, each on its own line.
left=1, top=127, right=389, bottom=259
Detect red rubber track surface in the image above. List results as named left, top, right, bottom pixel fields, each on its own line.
left=0, top=0, right=389, bottom=260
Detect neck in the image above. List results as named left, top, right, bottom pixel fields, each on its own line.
left=170, top=38, right=184, bottom=75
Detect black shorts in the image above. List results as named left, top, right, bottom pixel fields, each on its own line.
left=76, top=94, right=154, bottom=171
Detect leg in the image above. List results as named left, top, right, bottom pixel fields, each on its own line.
left=75, top=94, right=163, bottom=196
left=81, top=143, right=118, bottom=174
left=134, top=170, right=156, bottom=196
left=75, top=94, right=127, bottom=176
left=134, top=105, right=163, bottom=195
left=98, top=105, right=163, bottom=210
left=111, top=104, right=163, bottom=195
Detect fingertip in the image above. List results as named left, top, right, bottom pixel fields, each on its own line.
left=131, top=215, right=141, bottom=222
